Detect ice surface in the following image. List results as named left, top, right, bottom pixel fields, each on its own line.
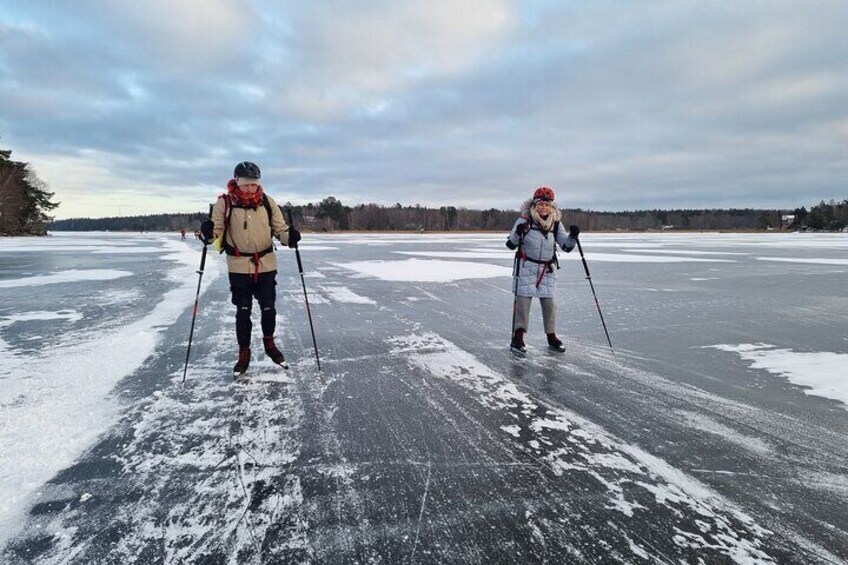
left=0, top=231, right=845, bottom=562
left=0, top=236, right=221, bottom=542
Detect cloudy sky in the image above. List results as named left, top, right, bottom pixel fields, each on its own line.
left=2, top=1, right=846, bottom=219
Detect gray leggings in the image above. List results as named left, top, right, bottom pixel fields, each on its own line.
left=513, top=296, right=556, bottom=334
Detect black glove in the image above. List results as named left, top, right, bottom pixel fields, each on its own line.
left=506, top=239, right=517, bottom=250
left=199, top=219, right=214, bottom=245
left=568, top=224, right=580, bottom=239
left=287, top=226, right=301, bottom=248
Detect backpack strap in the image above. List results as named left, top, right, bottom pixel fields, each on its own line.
left=217, top=194, right=234, bottom=255
left=262, top=194, right=274, bottom=235
left=517, top=217, right=561, bottom=287
left=219, top=194, right=276, bottom=281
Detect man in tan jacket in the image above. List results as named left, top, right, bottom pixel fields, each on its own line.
left=200, top=161, right=301, bottom=376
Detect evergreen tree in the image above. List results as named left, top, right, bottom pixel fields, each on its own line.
left=0, top=148, right=60, bottom=236
left=21, top=171, right=60, bottom=234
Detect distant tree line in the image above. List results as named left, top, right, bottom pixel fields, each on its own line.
left=52, top=212, right=210, bottom=233
left=48, top=195, right=847, bottom=232
left=0, top=149, right=59, bottom=235
left=788, top=200, right=848, bottom=231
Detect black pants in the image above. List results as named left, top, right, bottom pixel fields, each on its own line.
left=229, top=271, right=277, bottom=347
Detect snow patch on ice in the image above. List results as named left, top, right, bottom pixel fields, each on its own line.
left=501, top=425, right=521, bottom=437
left=579, top=253, right=735, bottom=263
left=625, top=248, right=749, bottom=256
left=0, top=269, right=132, bottom=288
left=293, top=245, right=339, bottom=251
left=756, top=257, right=848, bottom=266
left=708, top=343, right=848, bottom=409
left=284, top=290, right=330, bottom=304
left=804, top=470, right=848, bottom=497
left=394, top=251, right=512, bottom=260
left=675, top=410, right=772, bottom=455
left=530, top=418, right=571, bottom=433
left=318, top=465, right=357, bottom=479
left=339, top=258, right=512, bottom=282
left=95, top=289, right=141, bottom=306
left=0, top=310, right=82, bottom=327
left=90, top=247, right=161, bottom=254
left=317, top=285, right=377, bottom=305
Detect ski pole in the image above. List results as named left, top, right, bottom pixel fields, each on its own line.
left=510, top=250, right=520, bottom=342
left=285, top=208, right=321, bottom=371
left=182, top=203, right=214, bottom=382
left=575, top=238, right=614, bottom=353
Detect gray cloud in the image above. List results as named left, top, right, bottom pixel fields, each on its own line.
left=1, top=1, right=846, bottom=218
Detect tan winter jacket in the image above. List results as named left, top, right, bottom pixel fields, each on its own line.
left=211, top=194, right=290, bottom=274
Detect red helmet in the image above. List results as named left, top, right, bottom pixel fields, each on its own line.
left=533, top=186, right=555, bottom=202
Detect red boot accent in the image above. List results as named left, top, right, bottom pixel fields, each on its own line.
left=263, top=336, right=286, bottom=366
left=234, top=347, right=251, bottom=375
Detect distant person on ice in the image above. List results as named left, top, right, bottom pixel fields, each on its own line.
left=199, top=161, right=301, bottom=376
left=506, top=186, right=580, bottom=355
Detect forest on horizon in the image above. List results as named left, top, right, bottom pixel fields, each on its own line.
left=48, top=196, right=847, bottom=233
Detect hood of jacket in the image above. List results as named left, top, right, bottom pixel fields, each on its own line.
left=521, top=198, right=561, bottom=231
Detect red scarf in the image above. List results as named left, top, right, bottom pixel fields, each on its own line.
left=226, top=179, right=264, bottom=208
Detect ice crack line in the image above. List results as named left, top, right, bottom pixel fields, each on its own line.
left=409, top=460, right=432, bottom=563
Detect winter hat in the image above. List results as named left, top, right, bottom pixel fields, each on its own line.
left=233, top=161, right=261, bottom=186
left=533, top=186, right=555, bottom=203
left=234, top=161, right=261, bottom=179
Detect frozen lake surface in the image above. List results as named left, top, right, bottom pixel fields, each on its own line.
left=1, top=231, right=846, bottom=564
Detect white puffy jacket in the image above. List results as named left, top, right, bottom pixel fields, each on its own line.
left=507, top=203, right=576, bottom=298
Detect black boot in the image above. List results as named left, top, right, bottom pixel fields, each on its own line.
left=263, top=336, right=288, bottom=368
left=233, top=347, right=251, bottom=377
left=510, top=328, right=527, bottom=356
left=547, top=333, right=565, bottom=353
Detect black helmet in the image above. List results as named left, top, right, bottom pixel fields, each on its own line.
left=233, top=161, right=261, bottom=179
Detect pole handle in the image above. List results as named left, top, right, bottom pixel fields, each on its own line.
left=285, top=207, right=298, bottom=249
left=285, top=208, right=305, bottom=272
left=198, top=203, right=213, bottom=272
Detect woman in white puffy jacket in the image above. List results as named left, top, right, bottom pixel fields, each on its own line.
left=506, top=186, right=580, bottom=355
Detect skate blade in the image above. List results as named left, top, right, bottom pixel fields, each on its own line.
left=510, top=346, right=527, bottom=358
